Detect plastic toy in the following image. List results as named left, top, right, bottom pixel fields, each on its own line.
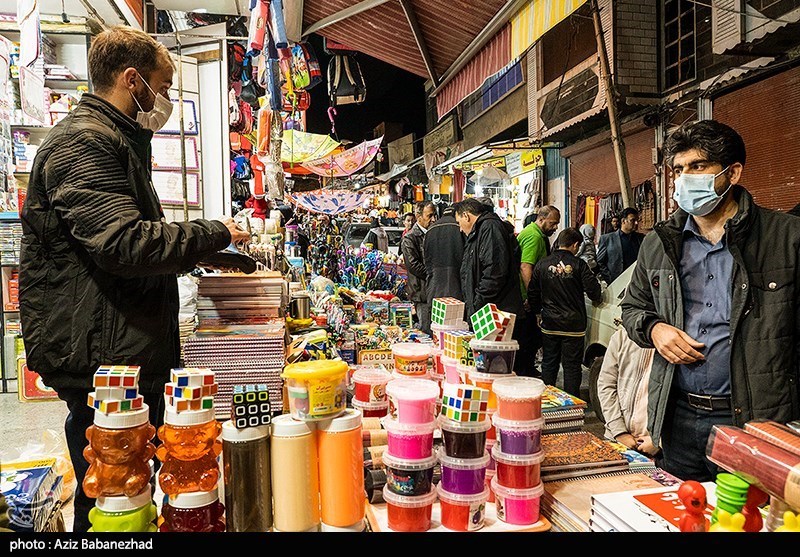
left=677, top=480, right=710, bottom=532
left=156, top=419, right=222, bottom=496
left=775, top=511, right=800, bottom=532
left=742, top=485, right=769, bottom=532
left=82, top=422, right=156, bottom=498
left=709, top=508, right=746, bottom=532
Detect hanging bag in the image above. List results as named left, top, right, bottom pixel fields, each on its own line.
left=327, top=54, right=366, bottom=106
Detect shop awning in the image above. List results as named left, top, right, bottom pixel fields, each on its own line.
left=432, top=137, right=563, bottom=174
left=374, top=155, right=425, bottom=182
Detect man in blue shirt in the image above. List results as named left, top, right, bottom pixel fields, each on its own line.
left=621, top=120, right=800, bottom=481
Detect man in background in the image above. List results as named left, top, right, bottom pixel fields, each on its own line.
left=362, top=216, right=389, bottom=253
left=597, top=207, right=644, bottom=284
left=401, top=201, right=437, bottom=334
left=402, top=212, right=416, bottom=237
left=18, top=26, right=249, bottom=532
left=424, top=205, right=465, bottom=304
left=516, top=205, right=561, bottom=377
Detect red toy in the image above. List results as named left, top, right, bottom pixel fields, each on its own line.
left=677, top=480, right=710, bottom=532
left=742, top=485, right=769, bottom=532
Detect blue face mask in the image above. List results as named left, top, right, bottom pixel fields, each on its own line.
left=672, top=166, right=731, bottom=217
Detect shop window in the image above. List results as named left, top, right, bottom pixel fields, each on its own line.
left=460, top=58, right=524, bottom=125
left=664, top=0, right=696, bottom=90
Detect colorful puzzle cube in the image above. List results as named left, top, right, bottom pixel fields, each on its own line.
left=163, top=383, right=218, bottom=400
left=92, top=386, right=139, bottom=401
left=431, top=298, right=465, bottom=326
left=441, top=384, right=489, bottom=422
left=170, top=368, right=215, bottom=387
left=231, top=384, right=272, bottom=429
left=165, top=395, right=214, bottom=412
left=93, top=365, right=140, bottom=388
left=470, top=303, right=517, bottom=341
left=443, top=330, right=474, bottom=360
left=87, top=392, right=144, bottom=414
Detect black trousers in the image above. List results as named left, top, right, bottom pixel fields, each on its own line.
left=58, top=388, right=164, bottom=532
left=512, top=312, right=542, bottom=378
left=541, top=333, right=584, bottom=397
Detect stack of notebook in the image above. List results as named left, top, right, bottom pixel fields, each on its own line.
left=541, top=385, right=587, bottom=433
left=541, top=430, right=630, bottom=482
left=195, top=272, right=286, bottom=329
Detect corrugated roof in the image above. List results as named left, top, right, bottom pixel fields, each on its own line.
left=302, top=0, right=509, bottom=79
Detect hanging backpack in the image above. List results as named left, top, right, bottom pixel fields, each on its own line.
left=328, top=54, right=366, bottom=106
left=291, top=42, right=322, bottom=90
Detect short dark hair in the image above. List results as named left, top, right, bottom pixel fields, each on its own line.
left=415, top=201, right=435, bottom=216
left=664, top=119, right=746, bottom=168
left=89, top=26, right=174, bottom=93
left=403, top=212, right=415, bottom=221
left=555, top=228, right=583, bottom=249
left=537, top=205, right=560, bottom=219
left=453, top=198, right=491, bottom=217
left=620, top=207, right=639, bottom=221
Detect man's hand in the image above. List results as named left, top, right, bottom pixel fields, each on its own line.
left=220, top=217, right=251, bottom=245
left=615, top=433, right=638, bottom=450
left=650, top=322, right=705, bottom=364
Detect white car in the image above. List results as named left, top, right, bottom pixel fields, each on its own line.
left=583, top=262, right=636, bottom=421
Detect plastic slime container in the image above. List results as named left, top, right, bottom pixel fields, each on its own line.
left=492, top=415, right=545, bottom=455
left=386, top=378, right=440, bottom=424
left=491, top=478, right=544, bottom=525
left=438, top=415, right=491, bottom=459
left=469, top=339, right=519, bottom=374
left=437, top=483, right=489, bottom=532
left=438, top=449, right=491, bottom=495
left=431, top=321, right=468, bottom=349
left=383, top=453, right=437, bottom=496
left=392, top=343, right=431, bottom=376
left=485, top=410, right=497, bottom=442
left=382, top=485, right=437, bottom=532
left=440, top=356, right=461, bottom=384
left=432, top=350, right=445, bottom=376
left=384, top=417, right=436, bottom=459
left=492, top=376, right=545, bottom=420
left=465, top=369, right=503, bottom=411
left=281, top=360, right=348, bottom=421
left=492, top=446, right=543, bottom=489
left=352, top=366, right=392, bottom=403
left=352, top=399, right=389, bottom=418
left=485, top=469, right=496, bottom=503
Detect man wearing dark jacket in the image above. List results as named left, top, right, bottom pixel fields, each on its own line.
left=621, top=120, right=800, bottom=482
left=454, top=197, right=524, bottom=325
left=401, top=201, right=436, bottom=334
left=528, top=228, right=602, bottom=396
left=19, top=27, right=249, bottom=532
left=597, top=207, right=644, bottom=284
left=424, top=205, right=465, bottom=303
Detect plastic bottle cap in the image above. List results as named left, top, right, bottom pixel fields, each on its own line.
left=168, top=488, right=219, bottom=509
left=437, top=447, right=491, bottom=469
left=469, top=338, right=520, bottom=351
left=95, top=487, right=153, bottom=512
left=382, top=452, right=438, bottom=471
left=436, top=483, right=490, bottom=504
left=92, top=405, right=150, bottom=429
left=352, top=367, right=393, bottom=385
left=271, top=413, right=316, bottom=437
left=282, top=359, right=349, bottom=380
left=437, top=414, right=492, bottom=434
left=164, top=407, right=215, bottom=426
left=221, top=419, right=270, bottom=442
left=491, top=376, right=546, bottom=400
left=491, top=415, right=546, bottom=431
left=381, top=485, right=437, bottom=508
left=490, top=476, right=544, bottom=499
left=391, top=343, right=432, bottom=359
left=491, top=444, right=545, bottom=465
left=385, top=377, right=440, bottom=401
left=316, top=408, right=362, bottom=432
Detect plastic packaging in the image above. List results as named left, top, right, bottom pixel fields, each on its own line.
left=382, top=453, right=437, bottom=496
left=492, top=376, right=546, bottom=420
left=492, top=446, right=544, bottom=489
left=155, top=409, right=221, bottom=496
left=351, top=366, right=392, bottom=403
left=469, top=338, right=519, bottom=374
left=317, top=409, right=365, bottom=528
left=382, top=485, right=437, bottom=532
left=438, top=415, right=491, bottom=459
left=282, top=360, right=349, bottom=421
left=159, top=488, right=226, bottom=532
left=383, top=418, right=436, bottom=459
left=440, top=356, right=461, bottom=384
left=491, top=478, right=543, bottom=525
left=431, top=321, right=468, bottom=349
left=385, top=377, right=439, bottom=424
left=221, top=421, right=272, bottom=532
left=438, top=449, right=491, bottom=495
left=492, top=415, right=545, bottom=455
left=392, top=343, right=432, bottom=376
left=351, top=399, right=389, bottom=418
left=465, top=369, right=503, bottom=411
left=437, top=483, right=489, bottom=531
left=88, top=488, right=157, bottom=532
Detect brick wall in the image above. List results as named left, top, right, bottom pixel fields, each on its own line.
left=614, top=0, right=659, bottom=96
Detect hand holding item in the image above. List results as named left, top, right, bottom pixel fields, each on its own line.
left=615, top=433, right=638, bottom=450
left=220, top=217, right=251, bottom=245
left=650, top=322, right=705, bottom=365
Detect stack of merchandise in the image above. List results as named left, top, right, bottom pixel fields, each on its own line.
left=1, top=458, right=63, bottom=532
left=274, top=359, right=366, bottom=532
left=540, top=430, right=629, bottom=482
left=381, top=376, right=440, bottom=531
left=195, top=272, right=286, bottom=329
left=83, top=365, right=159, bottom=532
left=0, top=220, right=22, bottom=265
left=435, top=383, right=492, bottom=531
left=157, top=368, right=226, bottom=532
left=351, top=365, right=392, bottom=419
left=430, top=298, right=468, bottom=392
left=489, top=375, right=546, bottom=527
left=541, top=385, right=587, bottom=433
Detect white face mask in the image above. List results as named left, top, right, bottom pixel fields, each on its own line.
left=672, top=166, right=731, bottom=217
left=130, top=72, right=173, bottom=132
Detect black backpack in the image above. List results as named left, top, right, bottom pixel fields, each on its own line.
left=327, top=54, right=366, bottom=106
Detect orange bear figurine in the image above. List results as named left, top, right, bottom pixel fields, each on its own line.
left=156, top=414, right=222, bottom=496
left=83, top=420, right=157, bottom=498
left=677, top=480, right=710, bottom=532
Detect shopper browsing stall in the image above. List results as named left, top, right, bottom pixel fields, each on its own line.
left=18, top=26, right=249, bottom=532
left=401, top=201, right=436, bottom=334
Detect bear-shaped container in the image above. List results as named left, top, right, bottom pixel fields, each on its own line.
left=88, top=487, right=158, bottom=532
left=156, top=408, right=222, bottom=496
left=83, top=405, right=156, bottom=498
left=159, top=487, right=226, bottom=532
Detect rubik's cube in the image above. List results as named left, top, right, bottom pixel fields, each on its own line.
left=87, top=392, right=144, bottom=414
left=232, top=384, right=272, bottom=429
left=93, top=365, right=141, bottom=388
left=441, top=383, right=489, bottom=422
left=164, top=383, right=218, bottom=400
left=165, top=395, right=214, bottom=412
left=470, top=303, right=517, bottom=341
left=443, top=330, right=474, bottom=361
left=431, top=298, right=465, bottom=326
left=170, top=368, right=215, bottom=387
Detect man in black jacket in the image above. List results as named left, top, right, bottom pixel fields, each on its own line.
left=621, top=120, right=800, bottom=481
left=401, top=201, right=437, bottom=334
left=528, top=228, right=602, bottom=397
left=454, top=197, right=524, bottom=323
left=597, top=207, right=644, bottom=284
left=19, top=27, right=249, bottom=532
left=424, top=205, right=465, bottom=305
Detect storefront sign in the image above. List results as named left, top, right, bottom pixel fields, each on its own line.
left=456, top=156, right=506, bottom=172
left=423, top=115, right=459, bottom=154
left=388, top=133, right=415, bottom=165
left=357, top=349, right=393, bottom=365
left=505, top=149, right=545, bottom=177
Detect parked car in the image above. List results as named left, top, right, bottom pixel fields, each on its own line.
left=342, top=222, right=404, bottom=256
left=583, top=262, right=636, bottom=421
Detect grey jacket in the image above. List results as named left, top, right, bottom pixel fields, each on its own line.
left=576, top=223, right=598, bottom=271
left=621, top=186, right=800, bottom=447
left=401, top=223, right=428, bottom=303
left=597, top=228, right=644, bottom=284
